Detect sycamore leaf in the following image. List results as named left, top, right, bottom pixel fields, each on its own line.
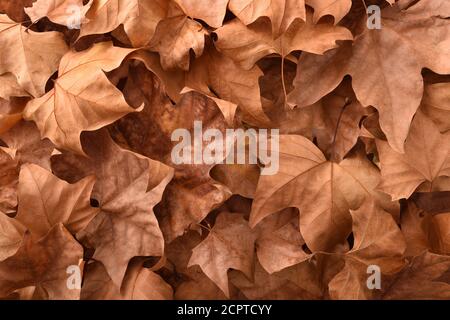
left=16, top=163, right=97, bottom=238
left=309, top=81, right=366, bottom=162
left=0, top=121, right=54, bottom=214
left=81, top=260, right=173, bottom=300
left=421, top=83, right=450, bottom=133
left=0, top=212, right=25, bottom=261
left=230, top=260, right=323, bottom=299
left=228, top=0, right=306, bottom=37
left=0, top=148, right=18, bottom=214
left=347, top=199, right=406, bottom=272
left=0, top=120, right=54, bottom=170
left=23, top=42, right=141, bottom=155
left=186, top=44, right=271, bottom=126
left=0, top=0, right=35, bottom=22
left=165, top=230, right=231, bottom=300
left=401, top=201, right=450, bottom=257
left=214, top=11, right=352, bottom=70
left=251, top=135, right=396, bottom=252
left=54, top=130, right=174, bottom=287
left=380, top=252, right=450, bottom=299
left=0, top=224, right=83, bottom=299
left=24, top=0, right=93, bottom=27
left=288, top=0, right=450, bottom=152
left=210, top=163, right=260, bottom=199
left=107, top=68, right=231, bottom=242
left=188, top=212, right=256, bottom=297
left=376, top=111, right=450, bottom=200
left=0, top=98, right=25, bottom=134
left=174, top=0, right=228, bottom=28
left=79, top=0, right=169, bottom=47
left=305, top=0, right=352, bottom=24
left=255, top=209, right=310, bottom=274
left=132, top=45, right=270, bottom=126
left=0, top=74, right=28, bottom=100
left=148, top=2, right=207, bottom=71
left=0, top=14, right=68, bottom=97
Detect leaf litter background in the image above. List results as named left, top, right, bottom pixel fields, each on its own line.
left=0, top=0, right=450, bottom=300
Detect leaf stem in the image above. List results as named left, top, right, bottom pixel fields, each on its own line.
left=281, top=55, right=288, bottom=109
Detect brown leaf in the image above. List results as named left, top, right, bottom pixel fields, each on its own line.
left=228, top=0, right=306, bottom=38
left=0, top=0, right=35, bottom=22
left=16, top=163, right=97, bottom=237
left=376, top=111, right=450, bottom=200
left=80, top=0, right=169, bottom=47
left=251, top=135, right=396, bottom=252
left=188, top=212, right=256, bottom=297
left=288, top=1, right=450, bottom=152
left=81, top=260, right=173, bottom=300
left=401, top=201, right=450, bottom=257
left=0, top=14, right=68, bottom=97
left=148, top=2, right=207, bottom=71
left=214, top=10, right=352, bottom=70
left=23, top=42, right=141, bottom=154
left=0, top=212, right=25, bottom=261
left=54, top=130, right=173, bottom=287
left=107, top=69, right=231, bottom=241
left=421, top=83, right=450, bottom=133
left=24, top=0, right=93, bottom=27
left=305, top=0, right=352, bottom=24
left=0, top=224, right=83, bottom=299
left=174, top=0, right=228, bottom=28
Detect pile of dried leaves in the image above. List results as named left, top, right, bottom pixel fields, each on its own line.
left=1, top=0, right=450, bottom=300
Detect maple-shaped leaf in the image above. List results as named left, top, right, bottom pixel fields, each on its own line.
left=0, top=120, right=54, bottom=170
left=411, top=191, right=450, bottom=215
left=228, top=0, right=306, bottom=38
left=174, top=0, right=228, bottom=28
left=0, top=224, right=83, bottom=299
left=132, top=45, right=269, bottom=126
left=165, top=230, right=232, bottom=300
left=309, top=80, right=367, bottom=162
left=0, top=121, right=54, bottom=214
left=0, top=14, right=68, bottom=98
left=0, top=212, right=25, bottom=261
left=331, top=251, right=450, bottom=299
left=210, top=163, right=260, bottom=199
left=79, top=0, right=168, bottom=47
left=255, top=208, right=310, bottom=273
left=214, top=10, right=352, bottom=70
left=251, top=135, right=398, bottom=252
left=53, top=130, right=174, bottom=287
left=24, top=0, right=93, bottom=27
left=288, top=0, right=450, bottom=152
left=230, top=259, right=323, bottom=299
left=186, top=43, right=271, bottom=126
left=148, top=2, right=207, bottom=71
left=401, top=201, right=450, bottom=257
left=346, top=199, right=406, bottom=272
left=421, top=83, right=450, bottom=133
left=188, top=212, right=256, bottom=297
left=381, top=251, right=450, bottom=299
left=0, top=74, right=28, bottom=100
left=305, top=0, right=352, bottom=24
left=23, top=42, right=141, bottom=154
left=328, top=199, right=406, bottom=299
left=81, top=260, right=173, bottom=300
left=107, top=67, right=231, bottom=241
left=0, top=149, right=18, bottom=214
left=376, top=111, right=450, bottom=200
left=0, top=98, right=26, bottom=134
left=15, top=163, right=97, bottom=238
left=0, top=0, right=35, bottom=22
